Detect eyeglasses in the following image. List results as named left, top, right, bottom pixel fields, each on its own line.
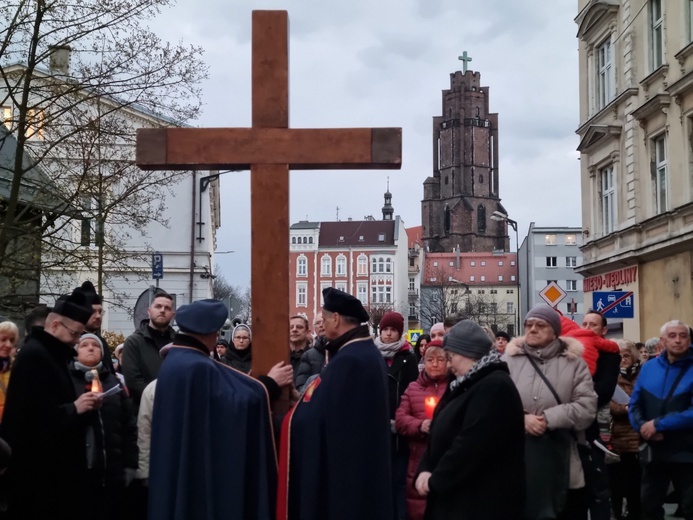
left=59, top=321, right=82, bottom=338
left=234, top=336, right=250, bottom=341
left=524, top=320, right=550, bottom=331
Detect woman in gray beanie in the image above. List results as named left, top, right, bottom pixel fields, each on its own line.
left=503, top=304, right=597, bottom=520
left=414, top=320, right=526, bottom=519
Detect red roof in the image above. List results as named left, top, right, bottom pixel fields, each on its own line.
left=422, top=252, right=517, bottom=286
left=406, top=226, right=423, bottom=249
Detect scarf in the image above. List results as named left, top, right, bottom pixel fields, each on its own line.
left=620, top=361, right=640, bottom=378
left=450, top=350, right=503, bottom=391
left=74, top=361, right=103, bottom=373
left=373, top=336, right=406, bottom=359
left=523, top=338, right=563, bottom=361
left=0, top=357, right=11, bottom=373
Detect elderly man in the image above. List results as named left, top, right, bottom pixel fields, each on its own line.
left=2, top=288, right=101, bottom=519
left=122, top=289, right=176, bottom=410
left=148, top=299, right=278, bottom=520
left=278, top=288, right=393, bottom=520
left=629, top=320, right=693, bottom=520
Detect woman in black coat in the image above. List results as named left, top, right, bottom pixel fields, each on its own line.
left=70, top=333, right=138, bottom=520
left=415, top=320, right=525, bottom=520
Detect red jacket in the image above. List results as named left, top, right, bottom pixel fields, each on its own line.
left=395, top=370, right=447, bottom=520
left=560, top=316, right=619, bottom=375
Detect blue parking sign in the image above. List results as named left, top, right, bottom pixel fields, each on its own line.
left=152, top=252, right=164, bottom=280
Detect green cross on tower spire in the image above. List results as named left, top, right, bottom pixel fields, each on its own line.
left=458, top=51, right=472, bottom=73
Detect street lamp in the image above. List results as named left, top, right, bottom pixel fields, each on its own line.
left=490, top=211, right=520, bottom=335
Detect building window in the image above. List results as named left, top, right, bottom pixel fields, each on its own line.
left=470, top=275, right=475, bottom=282
left=596, top=38, right=614, bottom=111
left=357, top=283, right=368, bottom=305
left=385, top=258, right=392, bottom=273
left=378, top=233, right=386, bottom=242
left=565, top=234, right=576, bottom=246
left=26, top=109, right=44, bottom=139
left=490, top=289, right=497, bottom=294
left=409, top=277, right=415, bottom=291
left=480, top=275, right=486, bottom=281
left=510, top=260, right=516, bottom=266
left=409, top=303, right=416, bottom=317
left=321, top=255, right=332, bottom=276
left=481, top=261, right=486, bottom=266
left=650, top=0, right=664, bottom=70
left=296, top=283, right=307, bottom=307
left=653, top=134, right=668, bottom=214
left=498, top=275, right=503, bottom=281
left=336, top=282, right=347, bottom=292
left=357, top=254, right=368, bottom=276
left=433, top=261, right=438, bottom=267
left=546, top=257, right=557, bottom=268
left=309, top=237, right=313, bottom=244
left=320, top=283, right=331, bottom=305
left=566, top=256, right=577, bottom=267
left=372, top=285, right=387, bottom=304
left=297, top=255, right=307, bottom=277
left=470, top=261, right=475, bottom=267
left=1, top=106, right=12, bottom=128
left=478, top=289, right=485, bottom=294
left=291, top=237, right=296, bottom=244
left=545, top=234, right=557, bottom=245
left=600, top=164, right=615, bottom=234
left=302, top=237, right=307, bottom=244
left=336, top=255, right=346, bottom=277
left=449, top=261, right=454, bottom=267
left=567, top=280, right=577, bottom=292
left=385, top=286, right=392, bottom=303
left=506, top=289, right=514, bottom=294
left=511, top=275, right=516, bottom=281
left=498, top=261, right=503, bottom=266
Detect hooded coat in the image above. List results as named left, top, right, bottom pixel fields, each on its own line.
left=395, top=370, right=447, bottom=520
left=503, top=338, right=597, bottom=490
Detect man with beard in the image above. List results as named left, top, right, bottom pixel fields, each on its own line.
left=122, top=290, right=176, bottom=412
left=2, top=288, right=100, bottom=519
left=277, top=288, right=392, bottom=520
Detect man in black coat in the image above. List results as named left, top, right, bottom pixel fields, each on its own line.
left=122, top=290, right=176, bottom=411
left=415, top=320, right=525, bottom=520
left=2, top=288, right=102, bottom=520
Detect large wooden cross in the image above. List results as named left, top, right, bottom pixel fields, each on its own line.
left=136, top=11, right=401, bottom=377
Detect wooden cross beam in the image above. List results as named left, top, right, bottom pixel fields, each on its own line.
left=136, top=10, right=402, bottom=377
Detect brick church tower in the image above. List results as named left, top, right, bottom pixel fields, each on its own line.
left=422, top=68, right=509, bottom=253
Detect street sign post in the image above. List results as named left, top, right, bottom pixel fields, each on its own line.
left=152, top=252, right=164, bottom=283
left=539, top=281, right=567, bottom=308
left=408, top=329, right=424, bottom=345
left=592, top=291, right=634, bottom=318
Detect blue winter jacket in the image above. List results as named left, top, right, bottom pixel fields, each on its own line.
left=629, top=347, right=693, bottom=463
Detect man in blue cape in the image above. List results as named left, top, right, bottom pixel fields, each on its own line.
left=148, top=299, right=277, bottom=520
left=277, top=288, right=393, bottom=520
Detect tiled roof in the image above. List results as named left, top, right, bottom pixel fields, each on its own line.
left=422, top=252, right=517, bottom=286
left=406, top=226, right=422, bottom=249
left=319, top=220, right=395, bottom=247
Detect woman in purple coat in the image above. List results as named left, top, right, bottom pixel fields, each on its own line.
left=395, top=341, right=449, bottom=520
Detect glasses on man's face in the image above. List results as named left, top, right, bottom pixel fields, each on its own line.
left=59, top=321, right=82, bottom=338
left=524, top=320, right=550, bottom=331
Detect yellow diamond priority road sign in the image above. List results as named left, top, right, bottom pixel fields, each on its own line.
left=539, top=281, right=567, bottom=307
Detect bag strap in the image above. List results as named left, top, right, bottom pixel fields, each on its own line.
left=662, top=363, right=691, bottom=407
left=525, top=352, right=562, bottom=405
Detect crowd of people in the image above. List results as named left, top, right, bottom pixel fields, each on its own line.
left=0, top=282, right=690, bottom=520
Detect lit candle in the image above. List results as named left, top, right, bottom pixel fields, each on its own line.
left=90, top=370, right=102, bottom=393
left=424, top=396, right=439, bottom=419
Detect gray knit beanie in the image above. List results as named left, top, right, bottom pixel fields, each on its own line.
left=524, top=304, right=561, bottom=337
left=443, top=320, right=492, bottom=359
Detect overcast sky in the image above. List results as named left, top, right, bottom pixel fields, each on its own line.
left=151, top=0, right=582, bottom=288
